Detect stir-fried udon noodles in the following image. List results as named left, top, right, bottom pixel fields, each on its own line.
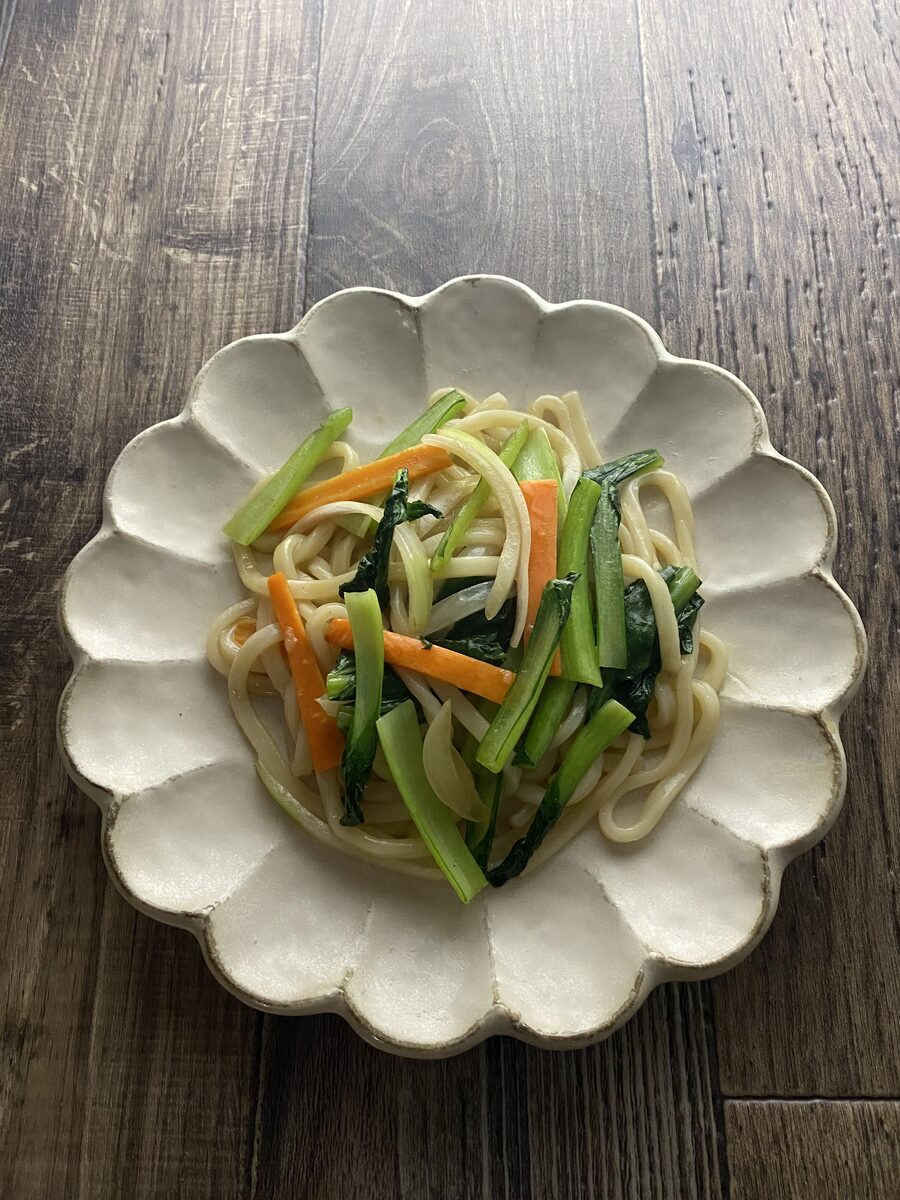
left=207, top=388, right=727, bottom=902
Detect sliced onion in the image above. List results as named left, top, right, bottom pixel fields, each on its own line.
left=421, top=701, right=486, bottom=821
left=395, top=668, right=442, bottom=722
left=428, top=680, right=490, bottom=739
left=424, top=581, right=494, bottom=635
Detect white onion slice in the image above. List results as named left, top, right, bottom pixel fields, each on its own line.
left=422, top=701, right=486, bottom=821
left=424, top=581, right=494, bottom=635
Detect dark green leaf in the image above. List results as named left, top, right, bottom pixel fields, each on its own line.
left=516, top=677, right=577, bottom=767
left=609, top=565, right=703, bottom=739
left=336, top=689, right=414, bottom=733
left=325, top=650, right=356, bottom=700
left=660, top=566, right=704, bottom=654
left=622, top=577, right=658, bottom=672
left=340, top=468, right=441, bottom=606
left=327, top=653, right=413, bottom=708
left=340, top=590, right=384, bottom=824
left=612, top=667, right=656, bottom=738
left=444, top=596, right=515, bottom=649
left=487, top=699, right=636, bottom=885
left=405, top=499, right=440, bottom=522
left=582, top=448, right=664, bottom=488
left=585, top=679, right=614, bottom=721
left=436, top=574, right=493, bottom=601
left=433, top=632, right=508, bottom=665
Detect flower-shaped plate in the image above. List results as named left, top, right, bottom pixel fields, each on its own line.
left=58, top=276, right=866, bottom=1056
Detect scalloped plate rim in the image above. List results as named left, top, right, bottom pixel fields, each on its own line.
left=56, top=274, right=867, bottom=1057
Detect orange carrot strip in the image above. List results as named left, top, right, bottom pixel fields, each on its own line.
left=521, top=479, right=562, bottom=675
left=325, top=619, right=515, bottom=706
left=267, top=572, right=344, bottom=772
left=268, top=443, right=453, bottom=532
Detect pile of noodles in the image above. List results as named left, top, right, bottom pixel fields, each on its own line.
left=207, top=390, right=727, bottom=881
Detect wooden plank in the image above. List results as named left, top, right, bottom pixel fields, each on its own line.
left=637, top=0, right=900, bottom=1095
left=0, top=0, right=17, bottom=72
left=1, top=0, right=896, bottom=1194
left=252, top=2, right=725, bottom=1196
left=726, top=1101, right=900, bottom=1200
left=0, top=1, right=319, bottom=1195
left=303, top=0, right=660, bottom=317
left=254, top=987, right=724, bottom=1200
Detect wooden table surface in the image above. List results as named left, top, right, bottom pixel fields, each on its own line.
left=1, top=1, right=898, bottom=1196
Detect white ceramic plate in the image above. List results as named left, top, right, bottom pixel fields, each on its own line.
left=58, top=276, right=866, bottom=1056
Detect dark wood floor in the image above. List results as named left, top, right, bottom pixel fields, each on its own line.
left=1, top=1, right=898, bottom=1196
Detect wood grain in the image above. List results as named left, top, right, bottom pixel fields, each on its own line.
left=0, top=1, right=17, bottom=73
left=305, top=0, right=660, bottom=315
left=0, top=0, right=898, bottom=1195
left=0, top=0, right=318, bottom=1194
left=636, top=0, right=900, bottom=1098
left=253, top=988, right=724, bottom=1200
left=726, top=1101, right=900, bottom=1200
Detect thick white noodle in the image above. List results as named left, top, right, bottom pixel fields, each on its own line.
left=304, top=602, right=347, bottom=673
left=549, top=687, right=589, bottom=749
left=421, top=521, right=505, bottom=554
left=423, top=429, right=531, bottom=645
left=453, top=407, right=582, bottom=500
left=428, top=680, right=490, bottom=739
left=619, top=488, right=658, bottom=566
left=530, top=392, right=603, bottom=468
left=625, top=469, right=697, bottom=569
left=293, top=500, right=383, bottom=529
left=560, top=391, right=604, bottom=466
left=316, top=770, right=431, bottom=860
left=600, top=681, right=719, bottom=842
left=698, top=630, right=729, bottom=691
left=273, top=524, right=334, bottom=572
left=528, top=736, right=645, bottom=869
left=393, top=523, right=433, bottom=634
left=286, top=685, right=313, bottom=778
left=255, top=596, right=291, bottom=692
left=227, top=625, right=295, bottom=780
left=430, top=555, right=502, bottom=580
left=651, top=530, right=684, bottom=568
left=515, top=782, right=547, bottom=806
left=318, top=439, right=360, bottom=474
left=206, top=598, right=257, bottom=676
left=395, top=668, right=442, bottom=723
